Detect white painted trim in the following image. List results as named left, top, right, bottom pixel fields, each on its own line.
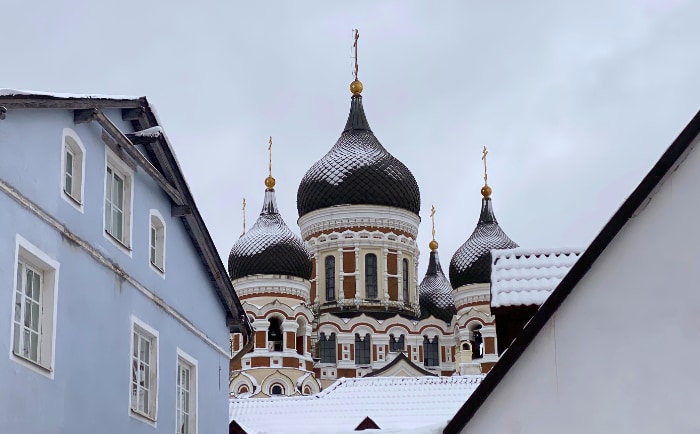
left=148, top=209, right=166, bottom=278
left=232, top=275, right=310, bottom=300
left=129, top=316, right=159, bottom=427
left=298, top=204, right=420, bottom=239
left=176, top=348, right=198, bottom=434
left=9, top=234, right=60, bottom=379
left=103, top=146, right=134, bottom=256
left=0, top=176, right=229, bottom=357
left=60, top=128, right=86, bottom=212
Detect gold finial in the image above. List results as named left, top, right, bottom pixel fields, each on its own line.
left=429, top=205, right=438, bottom=251
left=240, top=198, right=246, bottom=238
left=350, top=29, right=363, bottom=95
left=481, top=146, right=492, bottom=198
left=265, top=135, right=276, bottom=189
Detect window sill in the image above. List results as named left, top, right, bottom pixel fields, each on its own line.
left=10, top=351, right=54, bottom=379
left=104, top=230, right=132, bottom=255
left=130, top=409, right=157, bottom=425
left=61, top=190, right=84, bottom=212
left=149, top=261, right=165, bottom=278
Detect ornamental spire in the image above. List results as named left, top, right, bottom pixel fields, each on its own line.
left=481, top=146, right=492, bottom=198
left=350, top=29, right=363, bottom=95
left=265, top=136, right=276, bottom=190
left=240, top=198, right=246, bottom=238
left=429, top=205, right=438, bottom=252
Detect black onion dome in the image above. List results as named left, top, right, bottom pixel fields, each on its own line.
left=449, top=197, right=518, bottom=288
left=296, top=95, right=420, bottom=217
left=228, top=188, right=312, bottom=280
left=419, top=250, right=456, bottom=323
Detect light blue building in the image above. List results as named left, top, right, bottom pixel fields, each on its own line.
left=0, top=90, right=252, bottom=434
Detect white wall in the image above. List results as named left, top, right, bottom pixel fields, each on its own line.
left=462, top=136, right=700, bottom=434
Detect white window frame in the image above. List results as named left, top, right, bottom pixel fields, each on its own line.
left=149, top=210, right=166, bottom=276
left=9, top=234, right=60, bottom=378
left=61, top=128, right=86, bottom=212
left=175, top=349, right=198, bottom=434
left=104, top=148, right=134, bottom=254
left=129, top=317, right=159, bottom=425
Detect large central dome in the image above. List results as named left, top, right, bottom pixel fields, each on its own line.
left=296, top=91, right=420, bottom=217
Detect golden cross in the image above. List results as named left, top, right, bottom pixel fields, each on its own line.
left=430, top=205, right=436, bottom=241
left=352, top=29, right=359, bottom=80
left=240, top=198, right=247, bottom=238
left=268, top=136, right=273, bottom=177
left=482, top=146, right=489, bottom=186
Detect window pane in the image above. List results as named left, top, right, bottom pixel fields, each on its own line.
left=113, top=209, right=123, bottom=241
left=65, top=151, right=73, bottom=175
left=113, top=174, right=124, bottom=208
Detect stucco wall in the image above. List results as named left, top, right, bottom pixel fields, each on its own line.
left=0, top=108, right=231, bottom=433
left=461, top=136, right=700, bottom=433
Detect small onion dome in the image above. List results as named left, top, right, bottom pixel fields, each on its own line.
left=419, top=248, right=456, bottom=323
left=296, top=91, right=420, bottom=217
left=229, top=187, right=312, bottom=280
left=449, top=196, right=518, bottom=288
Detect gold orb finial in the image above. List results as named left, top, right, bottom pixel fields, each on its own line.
left=350, top=79, right=363, bottom=95
left=481, top=146, right=492, bottom=198
left=265, top=136, right=276, bottom=189
left=481, top=185, right=492, bottom=198
left=429, top=239, right=439, bottom=251
left=265, top=176, right=276, bottom=189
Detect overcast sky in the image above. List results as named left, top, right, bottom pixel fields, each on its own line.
left=4, top=0, right=700, bottom=277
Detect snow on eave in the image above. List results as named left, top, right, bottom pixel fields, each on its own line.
left=133, top=126, right=163, bottom=138
left=0, top=88, right=141, bottom=100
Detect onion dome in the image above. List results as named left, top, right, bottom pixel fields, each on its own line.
left=229, top=177, right=312, bottom=280
left=419, top=240, right=456, bottom=323
left=449, top=188, right=518, bottom=289
left=296, top=81, right=420, bottom=217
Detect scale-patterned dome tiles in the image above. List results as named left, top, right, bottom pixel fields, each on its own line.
left=449, top=198, right=518, bottom=289
left=296, top=96, right=420, bottom=217
left=419, top=251, right=456, bottom=323
left=229, top=190, right=312, bottom=280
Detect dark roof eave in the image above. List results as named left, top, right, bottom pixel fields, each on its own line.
left=443, top=108, right=700, bottom=434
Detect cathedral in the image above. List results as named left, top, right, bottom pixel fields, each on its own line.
left=227, top=63, right=522, bottom=397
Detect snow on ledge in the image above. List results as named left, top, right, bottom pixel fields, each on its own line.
left=134, top=126, right=163, bottom=138
left=0, top=88, right=140, bottom=100
left=490, top=247, right=583, bottom=308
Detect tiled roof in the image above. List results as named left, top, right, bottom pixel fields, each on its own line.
left=449, top=197, right=518, bottom=288
left=296, top=95, right=421, bottom=217
left=229, top=375, right=483, bottom=433
left=419, top=250, right=456, bottom=323
left=229, top=188, right=312, bottom=280
left=490, top=248, right=582, bottom=308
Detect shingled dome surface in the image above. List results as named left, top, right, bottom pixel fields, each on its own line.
left=296, top=95, right=420, bottom=217
left=229, top=188, right=312, bottom=280
left=449, top=197, right=518, bottom=289
left=419, top=250, right=456, bottom=323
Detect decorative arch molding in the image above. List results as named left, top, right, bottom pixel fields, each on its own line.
left=229, top=371, right=260, bottom=398
left=260, top=370, right=296, bottom=397
left=297, top=372, right=321, bottom=395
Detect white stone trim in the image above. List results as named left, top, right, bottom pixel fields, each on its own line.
left=60, top=127, right=86, bottom=212
left=232, top=275, right=311, bottom=300
left=298, top=205, right=420, bottom=239
left=129, top=315, right=159, bottom=427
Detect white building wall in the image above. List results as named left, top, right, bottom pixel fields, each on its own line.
left=461, top=135, right=700, bottom=433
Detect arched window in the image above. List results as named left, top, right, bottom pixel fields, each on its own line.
left=303, top=386, right=311, bottom=395
left=389, top=334, right=405, bottom=352
left=270, top=384, right=284, bottom=395
left=355, top=333, right=371, bottom=365
left=325, top=256, right=335, bottom=301
left=61, top=128, right=86, bottom=210
left=237, top=385, right=249, bottom=394
left=470, top=325, right=483, bottom=359
left=402, top=259, right=409, bottom=301
left=423, top=336, right=439, bottom=367
left=319, top=332, right=336, bottom=363
left=365, top=254, right=377, bottom=299
left=296, top=318, right=306, bottom=356
left=149, top=210, right=166, bottom=273
left=267, top=318, right=283, bottom=352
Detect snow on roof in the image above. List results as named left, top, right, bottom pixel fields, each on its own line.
left=133, top=126, right=163, bottom=138
left=0, top=88, right=140, bottom=100
left=229, top=375, right=483, bottom=434
left=490, top=247, right=583, bottom=308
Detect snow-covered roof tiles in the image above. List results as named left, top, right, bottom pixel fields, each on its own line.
left=0, top=88, right=140, bottom=100
left=229, top=375, right=483, bottom=434
left=490, top=247, right=583, bottom=308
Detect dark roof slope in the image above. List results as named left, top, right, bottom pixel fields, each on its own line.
left=444, top=109, right=700, bottom=433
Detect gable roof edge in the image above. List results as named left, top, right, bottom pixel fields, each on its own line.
left=444, top=108, right=700, bottom=434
